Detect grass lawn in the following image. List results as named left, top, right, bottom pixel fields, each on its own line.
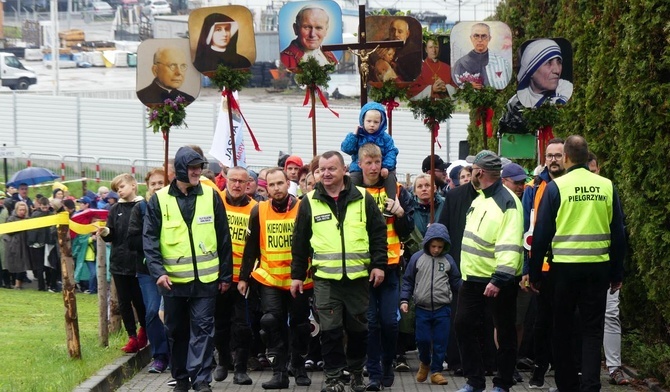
left=0, top=289, right=128, bottom=391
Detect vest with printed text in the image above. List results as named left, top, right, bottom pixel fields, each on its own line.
left=223, top=194, right=257, bottom=282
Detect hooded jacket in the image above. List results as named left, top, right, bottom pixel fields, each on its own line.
left=401, top=223, right=461, bottom=311
left=102, top=194, right=145, bottom=275
left=341, top=102, right=399, bottom=172
left=144, top=146, right=233, bottom=297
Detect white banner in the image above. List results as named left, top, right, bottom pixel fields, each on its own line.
left=209, top=93, right=247, bottom=168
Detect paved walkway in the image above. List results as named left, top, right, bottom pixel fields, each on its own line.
left=117, top=353, right=634, bottom=392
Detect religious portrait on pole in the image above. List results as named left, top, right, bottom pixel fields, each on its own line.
left=364, top=15, right=422, bottom=84
left=136, top=38, right=201, bottom=106
left=278, top=0, right=343, bottom=70
left=408, top=35, right=457, bottom=100
left=516, top=37, right=573, bottom=108
left=188, top=6, right=256, bottom=75
left=450, top=21, right=513, bottom=90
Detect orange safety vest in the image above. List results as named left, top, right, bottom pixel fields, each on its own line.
left=365, top=184, right=401, bottom=266
left=527, top=179, right=550, bottom=272
left=252, top=200, right=313, bottom=290
left=223, top=194, right=257, bottom=282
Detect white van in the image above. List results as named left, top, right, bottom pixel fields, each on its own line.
left=0, top=52, right=38, bottom=90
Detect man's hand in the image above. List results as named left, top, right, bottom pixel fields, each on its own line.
left=381, top=168, right=389, bottom=179
left=519, top=275, right=530, bottom=292
left=400, top=303, right=409, bottom=313
left=290, top=279, right=304, bottom=298
left=370, top=268, right=385, bottom=288
left=219, top=282, right=230, bottom=294
left=610, top=281, right=622, bottom=294
left=386, top=197, right=404, bottom=217
left=237, top=280, right=248, bottom=296
left=433, top=78, right=446, bottom=93
left=157, top=275, right=172, bottom=290
left=483, top=282, right=500, bottom=297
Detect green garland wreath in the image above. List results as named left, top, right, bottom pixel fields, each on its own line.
left=455, top=82, right=498, bottom=109
left=294, top=56, right=335, bottom=88
left=210, top=64, right=252, bottom=92
left=523, top=100, right=564, bottom=131
left=408, top=97, right=455, bottom=129
left=369, top=79, right=409, bottom=103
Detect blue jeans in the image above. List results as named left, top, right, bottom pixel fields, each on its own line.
left=415, top=306, right=451, bottom=373
left=137, top=273, right=169, bottom=359
left=366, top=268, right=399, bottom=381
left=86, top=261, right=97, bottom=293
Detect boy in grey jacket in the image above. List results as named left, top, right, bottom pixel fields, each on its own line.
left=400, top=223, right=461, bottom=385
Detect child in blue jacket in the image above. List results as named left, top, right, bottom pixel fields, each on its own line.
left=341, top=101, right=399, bottom=216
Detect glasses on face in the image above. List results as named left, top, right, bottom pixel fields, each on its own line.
left=546, top=153, right=563, bottom=161
left=228, top=178, right=247, bottom=184
left=155, top=62, right=188, bottom=72
left=472, top=33, right=489, bottom=40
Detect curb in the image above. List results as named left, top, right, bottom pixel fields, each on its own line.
left=73, top=346, right=152, bottom=392
left=622, top=364, right=666, bottom=392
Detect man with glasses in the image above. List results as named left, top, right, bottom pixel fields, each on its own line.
left=520, top=138, right=565, bottom=388
left=454, top=150, right=523, bottom=392
left=452, top=23, right=511, bottom=90
left=137, top=46, right=196, bottom=105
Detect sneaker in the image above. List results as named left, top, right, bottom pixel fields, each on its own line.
left=167, top=379, right=177, bottom=387
left=365, top=379, right=382, bottom=391
left=456, top=383, right=485, bottom=392
left=173, top=379, right=190, bottom=392
left=517, top=357, right=535, bottom=370
left=305, top=359, right=316, bottom=371
left=350, top=371, right=366, bottom=392
left=529, top=365, right=547, bottom=389
left=416, top=362, right=429, bottom=383
left=609, top=368, right=631, bottom=385
left=394, top=357, right=410, bottom=372
left=513, top=368, right=523, bottom=383
left=121, top=336, right=140, bottom=353
left=321, top=377, right=345, bottom=392
left=443, top=361, right=450, bottom=371
left=317, top=360, right=325, bottom=370
left=137, top=327, right=148, bottom=348
left=148, top=358, right=167, bottom=373
left=430, top=373, right=449, bottom=385
left=454, top=368, right=464, bottom=376
left=193, top=382, right=212, bottom=392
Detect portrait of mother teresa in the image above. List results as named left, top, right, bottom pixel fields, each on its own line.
left=516, top=39, right=573, bottom=108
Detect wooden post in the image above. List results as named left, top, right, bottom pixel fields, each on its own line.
left=57, top=222, right=81, bottom=359
left=162, top=128, right=169, bottom=186
left=311, top=88, right=317, bottom=157
left=109, top=276, right=121, bottom=333
left=81, top=170, right=87, bottom=196
left=96, top=237, right=109, bottom=347
left=429, top=130, right=435, bottom=224
left=226, top=95, right=238, bottom=167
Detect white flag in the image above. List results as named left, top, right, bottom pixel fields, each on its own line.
left=209, top=93, right=247, bottom=168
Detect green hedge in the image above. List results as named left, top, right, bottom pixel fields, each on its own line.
left=486, top=0, right=670, bottom=385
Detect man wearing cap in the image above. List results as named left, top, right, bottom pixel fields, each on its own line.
left=516, top=39, right=573, bottom=108
left=421, top=155, right=448, bottom=197
left=454, top=150, right=523, bottom=392
left=501, top=163, right=527, bottom=199
left=144, top=146, right=233, bottom=392
left=520, top=138, right=565, bottom=388
left=528, top=136, right=626, bottom=392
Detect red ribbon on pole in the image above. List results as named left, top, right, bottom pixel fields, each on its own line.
left=303, top=86, right=339, bottom=118
left=381, top=98, right=399, bottom=123
left=475, top=107, right=495, bottom=138
left=424, top=118, right=442, bottom=149
left=538, top=125, right=554, bottom=165
left=222, top=89, right=262, bottom=152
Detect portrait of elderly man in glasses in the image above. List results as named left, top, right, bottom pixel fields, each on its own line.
left=137, top=46, right=196, bottom=105
left=452, top=22, right=511, bottom=90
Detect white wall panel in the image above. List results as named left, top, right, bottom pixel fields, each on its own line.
left=0, top=95, right=16, bottom=145
left=16, top=95, right=78, bottom=154
left=80, top=98, right=146, bottom=159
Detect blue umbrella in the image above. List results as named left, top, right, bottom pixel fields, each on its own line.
left=7, top=167, right=59, bottom=188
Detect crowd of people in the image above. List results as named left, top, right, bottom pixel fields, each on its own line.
left=0, top=109, right=630, bottom=392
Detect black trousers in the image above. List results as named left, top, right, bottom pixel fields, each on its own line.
left=214, top=282, right=258, bottom=372
left=259, top=285, right=312, bottom=370
left=533, top=274, right=553, bottom=370
left=455, top=280, right=517, bottom=391
left=165, top=295, right=216, bottom=386
left=551, top=262, right=609, bottom=392
left=112, top=273, right=146, bottom=336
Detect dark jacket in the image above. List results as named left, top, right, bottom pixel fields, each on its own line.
left=143, top=146, right=233, bottom=297
left=136, top=79, right=196, bottom=105
left=411, top=193, right=445, bottom=237
left=127, top=200, right=149, bottom=275
left=291, top=176, right=388, bottom=281
left=27, top=209, right=55, bottom=245
left=401, top=223, right=461, bottom=311
left=102, top=196, right=144, bottom=276
left=521, top=167, right=553, bottom=275
left=437, top=182, right=479, bottom=267
left=3, top=213, right=30, bottom=273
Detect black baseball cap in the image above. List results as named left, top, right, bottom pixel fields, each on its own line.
left=422, top=155, right=447, bottom=173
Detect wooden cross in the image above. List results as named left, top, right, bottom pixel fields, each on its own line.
left=322, top=5, right=404, bottom=106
